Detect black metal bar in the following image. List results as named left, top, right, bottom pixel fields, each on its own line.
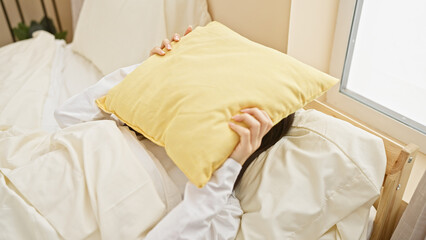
left=39, top=0, right=56, bottom=33
left=0, top=0, right=16, bottom=42
left=15, top=0, right=24, bottom=24
left=39, top=0, right=48, bottom=19
left=51, top=0, right=62, bottom=32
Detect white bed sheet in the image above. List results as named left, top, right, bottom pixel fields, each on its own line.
left=0, top=31, right=102, bottom=132
left=0, top=31, right=56, bottom=130
left=42, top=43, right=102, bottom=132
left=0, top=121, right=168, bottom=239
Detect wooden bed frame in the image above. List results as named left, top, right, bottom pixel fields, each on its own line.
left=305, top=99, right=419, bottom=240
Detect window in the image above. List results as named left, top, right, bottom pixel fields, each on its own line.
left=340, top=0, right=426, bottom=134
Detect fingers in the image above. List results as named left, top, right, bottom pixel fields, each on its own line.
left=172, top=33, right=180, bottom=42
left=228, top=122, right=251, bottom=152
left=232, top=113, right=260, bottom=147
left=150, top=46, right=165, bottom=56
left=184, top=26, right=193, bottom=36
left=161, top=38, right=172, bottom=50
left=150, top=26, right=193, bottom=57
left=231, top=108, right=273, bottom=148
left=228, top=107, right=273, bottom=164
left=241, top=108, right=273, bottom=135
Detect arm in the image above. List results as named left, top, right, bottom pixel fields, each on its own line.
left=145, top=158, right=242, bottom=240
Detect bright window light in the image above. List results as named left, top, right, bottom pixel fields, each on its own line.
left=341, top=0, right=426, bottom=134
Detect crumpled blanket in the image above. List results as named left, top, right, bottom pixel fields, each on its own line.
left=0, top=120, right=166, bottom=240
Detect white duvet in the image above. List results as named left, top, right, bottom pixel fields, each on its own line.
left=0, top=121, right=166, bottom=239
left=0, top=32, right=56, bottom=129
left=0, top=111, right=385, bottom=240
left=0, top=31, right=101, bottom=132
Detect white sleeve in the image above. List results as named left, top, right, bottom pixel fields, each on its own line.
left=54, top=63, right=140, bottom=128
left=145, top=158, right=243, bottom=240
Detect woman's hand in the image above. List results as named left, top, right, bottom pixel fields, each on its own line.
left=228, top=108, right=273, bottom=165
left=150, top=26, right=193, bottom=56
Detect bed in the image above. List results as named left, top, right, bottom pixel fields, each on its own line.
left=0, top=0, right=418, bottom=239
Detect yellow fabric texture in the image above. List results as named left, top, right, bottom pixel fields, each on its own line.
left=96, top=21, right=338, bottom=187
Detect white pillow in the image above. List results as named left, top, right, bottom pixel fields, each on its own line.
left=235, top=109, right=386, bottom=239
left=72, top=0, right=211, bottom=75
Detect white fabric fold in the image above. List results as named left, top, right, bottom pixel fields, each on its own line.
left=41, top=43, right=102, bottom=132
left=0, top=31, right=56, bottom=129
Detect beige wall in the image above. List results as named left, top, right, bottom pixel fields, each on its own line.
left=0, top=5, right=13, bottom=46
left=0, top=0, right=73, bottom=47
left=287, top=0, right=340, bottom=73
left=207, top=0, right=291, bottom=53
left=207, top=0, right=339, bottom=73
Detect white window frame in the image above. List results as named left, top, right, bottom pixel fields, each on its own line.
left=326, top=0, right=426, bottom=152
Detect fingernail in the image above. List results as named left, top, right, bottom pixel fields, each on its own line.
left=167, top=44, right=172, bottom=50
left=160, top=50, right=165, bottom=55
left=175, top=35, right=180, bottom=41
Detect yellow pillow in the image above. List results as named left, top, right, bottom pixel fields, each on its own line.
left=96, top=21, right=338, bottom=187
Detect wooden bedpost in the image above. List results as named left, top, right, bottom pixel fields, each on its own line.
left=370, top=143, right=418, bottom=240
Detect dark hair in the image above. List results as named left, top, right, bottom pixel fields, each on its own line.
left=233, top=112, right=295, bottom=189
